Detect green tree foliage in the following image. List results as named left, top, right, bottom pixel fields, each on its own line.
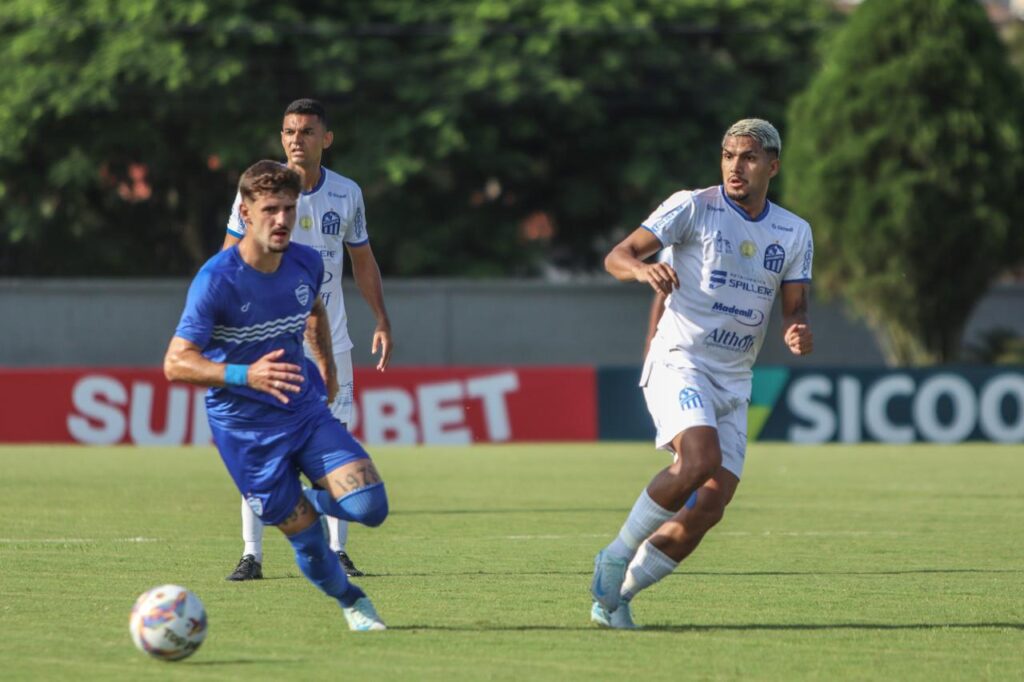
left=0, top=0, right=835, bottom=277
left=0, top=0, right=305, bottom=275
left=785, top=0, right=1024, bottom=364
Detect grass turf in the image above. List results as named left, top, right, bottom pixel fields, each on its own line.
left=0, top=443, right=1021, bottom=681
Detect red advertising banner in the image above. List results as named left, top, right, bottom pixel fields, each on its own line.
left=0, top=367, right=596, bottom=445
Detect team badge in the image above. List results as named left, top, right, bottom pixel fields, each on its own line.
left=295, top=283, right=310, bottom=306
left=245, top=496, right=264, bottom=517
left=300, top=215, right=313, bottom=231
left=321, top=210, right=341, bottom=236
left=678, top=387, right=704, bottom=410
left=764, top=243, right=786, bottom=273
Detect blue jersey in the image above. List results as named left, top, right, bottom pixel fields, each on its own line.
left=174, top=244, right=328, bottom=426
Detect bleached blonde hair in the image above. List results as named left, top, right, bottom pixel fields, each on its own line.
left=722, top=118, right=781, bottom=158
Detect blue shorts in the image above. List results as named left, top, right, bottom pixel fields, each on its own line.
left=209, top=405, right=370, bottom=526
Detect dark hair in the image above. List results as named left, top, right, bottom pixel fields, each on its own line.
left=238, top=160, right=302, bottom=202
left=283, top=98, right=328, bottom=127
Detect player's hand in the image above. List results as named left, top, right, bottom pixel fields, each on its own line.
left=634, top=262, right=679, bottom=295
left=372, top=323, right=393, bottom=372
left=248, top=349, right=304, bottom=403
left=784, top=323, right=813, bottom=356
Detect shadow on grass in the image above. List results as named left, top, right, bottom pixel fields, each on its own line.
left=389, top=622, right=1024, bottom=633
left=393, top=507, right=623, bottom=516
left=365, top=568, right=1023, bottom=578
left=188, top=658, right=302, bottom=666
left=680, top=568, right=1024, bottom=577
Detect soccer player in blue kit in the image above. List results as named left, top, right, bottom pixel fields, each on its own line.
left=164, top=161, right=388, bottom=631
left=223, top=98, right=391, bottom=580
left=591, top=119, right=815, bottom=629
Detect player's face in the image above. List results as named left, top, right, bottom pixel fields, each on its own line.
left=281, top=114, right=333, bottom=169
left=240, top=191, right=298, bottom=253
left=721, top=135, right=779, bottom=205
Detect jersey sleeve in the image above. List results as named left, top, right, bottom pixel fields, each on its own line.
left=343, top=185, right=369, bottom=246
left=641, top=191, right=697, bottom=247
left=783, top=229, right=814, bottom=283
left=226, top=191, right=246, bottom=238
left=174, top=268, right=219, bottom=349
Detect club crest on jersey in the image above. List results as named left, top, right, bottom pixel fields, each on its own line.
left=678, top=387, right=704, bottom=410
left=764, top=243, right=786, bottom=273
left=321, top=210, right=341, bottom=236
left=246, top=496, right=264, bottom=517
left=295, top=283, right=311, bottom=306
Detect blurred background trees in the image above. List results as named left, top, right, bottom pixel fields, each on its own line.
left=785, top=0, right=1024, bottom=364
left=0, top=0, right=836, bottom=277
left=2, top=0, right=1023, bottom=363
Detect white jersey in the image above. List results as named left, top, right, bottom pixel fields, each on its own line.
left=643, top=185, right=813, bottom=397
left=227, top=167, right=368, bottom=353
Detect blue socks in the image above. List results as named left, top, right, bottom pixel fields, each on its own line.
left=303, top=482, right=389, bottom=528
left=286, top=522, right=364, bottom=607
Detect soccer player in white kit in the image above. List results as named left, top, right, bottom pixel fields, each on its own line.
left=222, top=99, right=392, bottom=581
left=591, top=119, right=814, bottom=628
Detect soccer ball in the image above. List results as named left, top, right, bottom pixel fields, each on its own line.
left=129, top=585, right=208, bottom=661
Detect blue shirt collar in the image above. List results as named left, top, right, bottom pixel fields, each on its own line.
left=719, top=185, right=771, bottom=222
left=302, top=166, right=327, bottom=196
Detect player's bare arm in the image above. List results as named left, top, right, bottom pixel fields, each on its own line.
left=304, top=297, right=338, bottom=403
left=221, top=233, right=241, bottom=250
left=781, top=282, right=813, bottom=356
left=347, top=242, right=393, bottom=371
left=644, top=291, right=667, bottom=357
left=605, top=228, right=680, bottom=294
left=163, top=336, right=304, bottom=404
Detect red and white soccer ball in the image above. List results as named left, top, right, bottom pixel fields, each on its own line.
left=129, top=585, right=208, bottom=661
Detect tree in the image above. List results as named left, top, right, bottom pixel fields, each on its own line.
left=0, top=0, right=836, bottom=277
left=305, top=0, right=838, bottom=276
left=785, top=0, right=1024, bottom=364
left=0, top=0, right=311, bottom=275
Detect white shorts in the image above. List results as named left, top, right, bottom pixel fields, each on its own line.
left=328, top=351, right=354, bottom=427
left=640, top=355, right=749, bottom=479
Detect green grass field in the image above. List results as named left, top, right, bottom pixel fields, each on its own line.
left=1, top=443, right=1022, bottom=681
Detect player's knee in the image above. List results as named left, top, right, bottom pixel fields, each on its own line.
left=334, top=483, right=389, bottom=528
left=672, top=450, right=720, bottom=486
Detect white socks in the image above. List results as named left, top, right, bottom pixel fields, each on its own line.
left=240, top=496, right=264, bottom=562
left=327, top=516, right=348, bottom=553
left=242, top=497, right=350, bottom=559
left=606, top=489, right=674, bottom=561
left=620, top=540, right=679, bottom=602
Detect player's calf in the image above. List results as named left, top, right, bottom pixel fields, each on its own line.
left=279, top=501, right=366, bottom=608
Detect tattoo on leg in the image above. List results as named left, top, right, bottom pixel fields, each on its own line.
left=282, top=496, right=311, bottom=526
left=331, top=462, right=381, bottom=494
